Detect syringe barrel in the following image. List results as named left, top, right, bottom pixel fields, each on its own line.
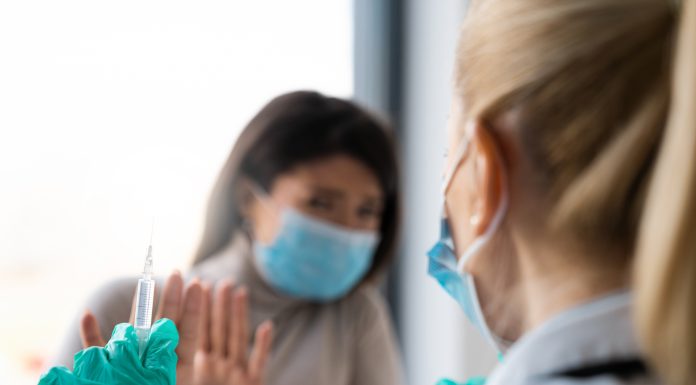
left=134, top=277, right=155, bottom=330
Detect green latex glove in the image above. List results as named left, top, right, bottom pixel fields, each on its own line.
left=39, top=318, right=179, bottom=385
left=436, top=376, right=486, bottom=385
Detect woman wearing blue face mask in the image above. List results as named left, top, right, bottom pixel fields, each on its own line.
left=430, top=1, right=695, bottom=385
left=52, top=91, right=404, bottom=385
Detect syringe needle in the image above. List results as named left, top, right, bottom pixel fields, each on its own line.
left=149, top=218, right=155, bottom=246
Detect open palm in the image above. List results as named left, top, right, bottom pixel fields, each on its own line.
left=79, top=272, right=273, bottom=385
left=193, top=281, right=273, bottom=385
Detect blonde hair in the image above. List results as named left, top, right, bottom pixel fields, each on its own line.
left=455, top=1, right=695, bottom=384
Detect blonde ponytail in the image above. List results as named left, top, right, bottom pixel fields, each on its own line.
left=635, top=1, right=696, bottom=384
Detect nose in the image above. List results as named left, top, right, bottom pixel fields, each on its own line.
left=330, top=206, right=354, bottom=228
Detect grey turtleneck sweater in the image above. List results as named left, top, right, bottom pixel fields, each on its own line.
left=52, top=235, right=405, bottom=385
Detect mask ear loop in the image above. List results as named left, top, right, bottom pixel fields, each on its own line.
left=457, top=187, right=511, bottom=353
left=454, top=169, right=508, bottom=274
left=441, top=122, right=474, bottom=240
left=442, top=122, right=475, bottom=195
left=450, top=123, right=512, bottom=353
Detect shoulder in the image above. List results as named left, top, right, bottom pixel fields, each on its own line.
left=85, top=276, right=138, bottom=309
left=527, top=377, right=659, bottom=385
left=337, top=285, right=405, bottom=382
left=492, top=363, right=661, bottom=385
left=189, top=250, right=244, bottom=282
left=343, top=284, right=388, bottom=309
left=338, top=284, right=392, bottom=328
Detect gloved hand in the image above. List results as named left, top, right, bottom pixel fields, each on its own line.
left=78, top=273, right=204, bottom=384
left=38, top=318, right=178, bottom=385
left=436, top=377, right=486, bottom=385
left=73, top=273, right=274, bottom=385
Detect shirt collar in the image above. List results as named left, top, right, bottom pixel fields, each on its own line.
left=486, top=290, right=640, bottom=384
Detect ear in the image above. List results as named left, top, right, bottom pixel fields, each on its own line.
left=470, top=121, right=506, bottom=236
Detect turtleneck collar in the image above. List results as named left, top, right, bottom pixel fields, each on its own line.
left=189, top=232, right=310, bottom=327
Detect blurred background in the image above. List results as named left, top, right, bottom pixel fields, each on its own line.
left=0, top=1, right=496, bottom=384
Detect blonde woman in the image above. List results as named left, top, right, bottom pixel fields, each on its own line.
left=429, top=0, right=695, bottom=385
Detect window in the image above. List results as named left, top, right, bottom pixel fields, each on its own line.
left=0, top=1, right=352, bottom=383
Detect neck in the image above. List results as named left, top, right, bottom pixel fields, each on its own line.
left=518, top=244, right=630, bottom=332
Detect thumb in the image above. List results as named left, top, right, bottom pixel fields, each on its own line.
left=80, top=310, right=106, bottom=348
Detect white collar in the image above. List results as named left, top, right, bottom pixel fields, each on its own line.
left=486, top=290, right=641, bottom=384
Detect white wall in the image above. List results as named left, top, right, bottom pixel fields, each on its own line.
left=398, top=1, right=498, bottom=383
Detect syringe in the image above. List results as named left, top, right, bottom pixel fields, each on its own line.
left=133, top=232, right=155, bottom=358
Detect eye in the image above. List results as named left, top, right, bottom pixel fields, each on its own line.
left=357, top=205, right=382, bottom=219
left=307, top=196, right=334, bottom=211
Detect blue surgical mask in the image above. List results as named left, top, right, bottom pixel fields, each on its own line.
left=253, top=207, right=379, bottom=302
left=428, top=123, right=511, bottom=353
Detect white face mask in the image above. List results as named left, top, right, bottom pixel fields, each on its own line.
left=427, top=123, right=512, bottom=353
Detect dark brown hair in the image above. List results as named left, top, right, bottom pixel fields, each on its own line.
left=192, top=91, right=400, bottom=282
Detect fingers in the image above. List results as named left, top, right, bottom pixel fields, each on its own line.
left=156, top=271, right=184, bottom=321
left=198, top=282, right=212, bottom=352
left=248, top=321, right=274, bottom=383
left=228, top=286, right=249, bottom=365
left=210, top=279, right=233, bottom=357
left=176, top=279, right=203, bottom=366
left=80, top=310, right=106, bottom=348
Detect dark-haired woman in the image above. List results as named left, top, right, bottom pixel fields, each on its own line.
left=53, top=91, right=404, bottom=385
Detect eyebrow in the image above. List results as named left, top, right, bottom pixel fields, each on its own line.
left=312, top=187, right=345, bottom=197
left=311, top=186, right=384, bottom=202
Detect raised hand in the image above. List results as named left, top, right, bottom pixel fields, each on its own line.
left=193, top=281, right=274, bottom=385
left=80, top=271, right=204, bottom=384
